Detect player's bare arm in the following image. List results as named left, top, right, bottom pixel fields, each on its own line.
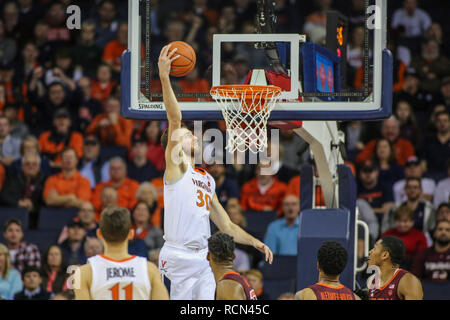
left=210, top=194, right=273, bottom=264
left=397, top=272, right=423, bottom=300
left=74, top=263, right=92, bottom=300
left=216, top=279, right=246, bottom=300
left=158, top=44, right=185, bottom=183
left=147, top=262, right=170, bottom=300
left=295, top=288, right=317, bottom=300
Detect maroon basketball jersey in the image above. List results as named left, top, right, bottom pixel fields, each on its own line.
left=369, top=268, right=409, bottom=300
left=308, top=283, right=356, bottom=300
left=218, top=272, right=258, bottom=300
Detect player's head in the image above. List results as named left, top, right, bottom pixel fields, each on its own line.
left=368, top=236, right=405, bottom=268
left=317, top=241, right=348, bottom=277
left=207, top=232, right=236, bottom=266
left=97, top=206, right=134, bottom=245
left=161, top=124, right=200, bottom=157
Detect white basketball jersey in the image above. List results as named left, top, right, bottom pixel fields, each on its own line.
left=163, top=164, right=216, bottom=250
left=88, top=254, right=151, bottom=300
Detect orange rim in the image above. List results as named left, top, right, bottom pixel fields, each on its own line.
left=210, top=84, right=282, bottom=100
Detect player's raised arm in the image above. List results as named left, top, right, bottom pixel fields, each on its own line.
left=158, top=45, right=184, bottom=182
left=210, top=194, right=273, bottom=264
left=74, top=264, right=92, bottom=300
left=147, top=262, right=169, bottom=300
left=398, top=272, right=424, bottom=300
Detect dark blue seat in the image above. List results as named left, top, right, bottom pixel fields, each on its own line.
left=244, top=211, right=278, bottom=241
left=263, top=279, right=297, bottom=300
left=99, top=146, right=128, bottom=162
left=260, top=255, right=297, bottom=299
left=422, top=281, right=450, bottom=300
left=23, top=229, right=60, bottom=255
left=0, top=207, right=29, bottom=230
left=38, top=207, right=78, bottom=231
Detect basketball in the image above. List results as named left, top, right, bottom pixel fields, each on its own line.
left=169, top=41, right=196, bottom=77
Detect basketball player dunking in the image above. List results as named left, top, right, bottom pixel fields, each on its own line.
left=367, top=236, right=423, bottom=300
left=157, top=44, right=273, bottom=300
left=207, top=232, right=257, bottom=300
left=295, top=241, right=360, bottom=300
left=74, top=206, right=169, bottom=300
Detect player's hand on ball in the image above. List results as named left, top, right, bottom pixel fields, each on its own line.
left=253, top=240, right=273, bottom=264
left=158, top=44, right=180, bottom=79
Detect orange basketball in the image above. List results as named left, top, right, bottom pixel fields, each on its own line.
left=169, top=41, right=196, bottom=77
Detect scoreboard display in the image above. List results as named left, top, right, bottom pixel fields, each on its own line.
left=326, top=11, right=349, bottom=88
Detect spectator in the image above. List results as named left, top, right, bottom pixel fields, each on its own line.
left=92, top=157, right=139, bottom=212
left=2, top=219, right=40, bottom=272
left=0, top=115, right=21, bottom=166
left=381, top=205, right=428, bottom=269
left=127, top=137, right=160, bottom=183
left=140, top=121, right=165, bottom=172
left=394, top=100, right=421, bottom=147
left=59, top=219, right=86, bottom=266
left=45, top=1, right=71, bottom=45
left=278, top=129, right=309, bottom=172
left=206, top=161, right=240, bottom=208
left=97, top=186, right=118, bottom=220
left=40, top=245, right=68, bottom=294
left=0, top=243, right=23, bottom=300
left=391, top=0, right=431, bottom=51
left=179, top=67, right=210, bottom=102
left=302, top=0, right=331, bottom=44
left=393, top=156, right=436, bottom=204
left=44, top=48, right=81, bottom=89
left=136, top=182, right=162, bottom=228
left=93, top=0, right=120, bottom=48
left=2, top=104, right=29, bottom=140
left=16, top=0, right=44, bottom=41
left=240, top=162, right=287, bottom=215
left=356, top=116, right=415, bottom=166
left=347, top=26, right=365, bottom=83
left=411, top=220, right=450, bottom=282
left=84, top=237, right=103, bottom=260
left=76, top=77, right=103, bottom=132
left=16, top=41, right=39, bottom=86
left=440, top=76, right=450, bottom=109
left=78, top=135, right=110, bottom=189
left=2, top=2, right=20, bottom=41
left=267, top=143, right=299, bottom=184
left=102, top=22, right=130, bottom=74
left=410, top=39, right=450, bottom=94
left=356, top=198, right=380, bottom=243
left=372, top=138, right=405, bottom=188
left=10, top=135, right=51, bottom=177
left=72, top=21, right=103, bottom=78
left=86, top=97, right=134, bottom=148
left=43, top=147, right=92, bottom=208
left=357, top=159, right=395, bottom=224
left=131, top=201, right=164, bottom=253
left=422, top=111, right=450, bottom=181
left=383, top=177, right=436, bottom=236
left=434, top=161, right=450, bottom=209
left=13, top=266, right=52, bottom=300
left=244, top=269, right=269, bottom=300
left=0, top=152, right=47, bottom=229
left=0, top=18, right=17, bottom=66
left=57, top=202, right=99, bottom=244
left=435, top=203, right=450, bottom=224
left=264, top=195, right=300, bottom=256
left=38, top=108, right=83, bottom=167
left=90, top=63, right=116, bottom=104
left=150, top=176, right=164, bottom=209
left=33, top=20, right=52, bottom=68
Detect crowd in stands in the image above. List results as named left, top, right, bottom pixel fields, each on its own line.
left=0, top=0, right=449, bottom=300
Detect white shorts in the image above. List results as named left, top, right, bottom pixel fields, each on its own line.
left=158, top=242, right=216, bottom=300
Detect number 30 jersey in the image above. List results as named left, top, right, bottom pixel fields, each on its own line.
left=163, top=164, right=216, bottom=250
left=88, top=254, right=151, bottom=300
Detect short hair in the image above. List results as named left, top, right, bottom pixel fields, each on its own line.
left=317, top=241, right=348, bottom=276
left=109, top=156, right=126, bottom=168
left=380, top=236, right=406, bottom=266
left=435, top=219, right=450, bottom=230
left=20, top=135, right=40, bottom=155
left=405, top=177, right=421, bottom=187
left=208, top=232, right=235, bottom=263
left=160, top=124, right=188, bottom=150
left=3, top=218, right=22, bottom=232
left=61, top=146, right=78, bottom=159
left=435, top=110, right=450, bottom=121
left=394, top=204, right=414, bottom=221
left=136, top=182, right=157, bottom=200
left=22, top=265, right=41, bottom=279
left=99, top=206, right=132, bottom=244
left=52, top=290, right=75, bottom=300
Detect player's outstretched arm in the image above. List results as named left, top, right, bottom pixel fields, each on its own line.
left=74, top=264, right=92, bottom=300
left=398, top=273, right=423, bottom=300
left=158, top=44, right=184, bottom=183
left=147, top=262, right=170, bottom=300
left=295, top=288, right=317, bottom=300
left=210, top=194, right=273, bottom=264
left=216, top=280, right=246, bottom=300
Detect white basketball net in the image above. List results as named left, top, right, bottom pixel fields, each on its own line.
left=210, top=85, right=282, bottom=153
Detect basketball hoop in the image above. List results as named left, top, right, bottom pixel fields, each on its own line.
left=210, top=85, right=282, bottom=153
